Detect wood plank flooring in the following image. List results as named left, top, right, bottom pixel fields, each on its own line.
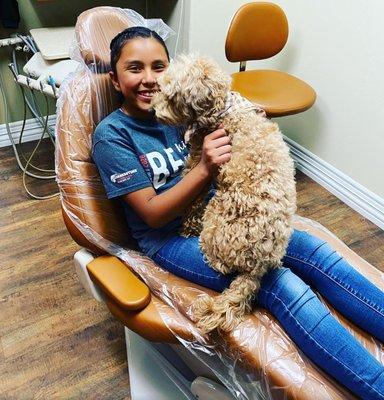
left=0, top=139, right=383, bottom=399
left=0, top=140, right=130, bottom=400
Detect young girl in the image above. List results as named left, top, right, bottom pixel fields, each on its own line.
left=92, top=26, right=384, bottom=399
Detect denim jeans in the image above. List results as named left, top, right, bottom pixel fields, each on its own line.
left=152, top=229, right=384, bottom=400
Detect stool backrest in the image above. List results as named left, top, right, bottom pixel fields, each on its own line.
left=225, top=2, right=288, bottom=63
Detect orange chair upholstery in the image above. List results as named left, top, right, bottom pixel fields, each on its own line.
left=226, top=2, right=316, bottom=117
left=56, top=6, right=383, bottom=399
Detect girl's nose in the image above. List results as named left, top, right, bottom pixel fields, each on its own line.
left=142, top=70, right=156, bottom=85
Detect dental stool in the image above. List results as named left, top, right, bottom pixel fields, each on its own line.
left=56, top=6, right=383, bottom=400
left=226, top=2, right=316, bottom=117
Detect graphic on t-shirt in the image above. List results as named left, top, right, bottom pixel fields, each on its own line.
left=139, top=141, right=188, bottom=189
left=110, top=169, right=138, bottom=184
left=139, top=154, right=152, bottom=182
left=175, top=141, right=187, bottom=153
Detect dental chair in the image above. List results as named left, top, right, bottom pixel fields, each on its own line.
left=56, top=6, right=383, bottom=400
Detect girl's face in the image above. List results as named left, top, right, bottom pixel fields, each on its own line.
left=110, top=37, right=169, bottom=119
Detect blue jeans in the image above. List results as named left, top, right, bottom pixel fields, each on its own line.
left=152, top=229, right=384, bottom=400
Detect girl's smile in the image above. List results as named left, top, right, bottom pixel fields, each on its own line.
left=136, top=89, right=157, bottom=102
left=110, top=37, right=169, bottom=119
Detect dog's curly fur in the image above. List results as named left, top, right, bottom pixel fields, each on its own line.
left=152, top=54, right=296, bottom=333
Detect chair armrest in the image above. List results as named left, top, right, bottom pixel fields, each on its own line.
left=87, top=255, right=151, bottom=311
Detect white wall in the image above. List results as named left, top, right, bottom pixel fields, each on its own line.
left=187, top=0, right=384, bottom=198
left=149, top=0, right=191, bottom=57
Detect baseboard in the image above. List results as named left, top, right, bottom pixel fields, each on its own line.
left=0, top=115, right=56, bottom=148
left=285, top=136, right=384, bottom=231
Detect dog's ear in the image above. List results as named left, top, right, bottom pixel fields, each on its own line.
left=184, top=56, right=232, bottom=115
left=156, top=54, right=232, bottom=125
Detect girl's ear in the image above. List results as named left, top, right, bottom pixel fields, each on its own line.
left=109, top=71, right=121, bottom=92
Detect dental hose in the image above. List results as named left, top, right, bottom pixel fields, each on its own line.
left=0, top=54, right=59, bottom=199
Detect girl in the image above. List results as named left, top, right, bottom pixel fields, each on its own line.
left=92, top=26, right=384, bottom=399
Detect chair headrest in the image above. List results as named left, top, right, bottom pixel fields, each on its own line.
left=74, top=7, right=175, bottom=71
left=75, top=7, right=138, bottom=70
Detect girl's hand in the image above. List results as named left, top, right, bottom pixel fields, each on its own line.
left=198, top=126, right=231, bottom=175
left=123, top=126, right=229, bottom=228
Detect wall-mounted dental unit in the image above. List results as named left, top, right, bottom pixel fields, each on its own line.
left=0, top=27, right=79, bottom=199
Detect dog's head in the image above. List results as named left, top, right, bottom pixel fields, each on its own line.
left=152, top=54, right=231, bottom=127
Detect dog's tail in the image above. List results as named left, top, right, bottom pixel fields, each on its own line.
left=193, top=274, right=259, bottom=333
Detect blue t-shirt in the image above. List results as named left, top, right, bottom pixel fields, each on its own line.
left=92, top=109, right=189, bottom=257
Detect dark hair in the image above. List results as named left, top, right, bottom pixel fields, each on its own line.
left=110, top=26, right=170, bottom=74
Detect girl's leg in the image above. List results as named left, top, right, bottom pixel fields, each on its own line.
left=259, top=268, right=384, bottom=400
left=284, top=229, right=384, bottom=342
left=153, top=236, right=233, bottom=292
left=154, top=235, right=384, bottom=399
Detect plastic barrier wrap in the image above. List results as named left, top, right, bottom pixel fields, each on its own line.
left=55, top=7, right=384, bottom=400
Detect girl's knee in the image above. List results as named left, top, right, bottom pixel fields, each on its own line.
left=287, top=230, right=336, bottom=264
left=259, top=267, right=313, bottom=308
left=261, top=267, right=302, bottom=290
left=289, top=229, right=325, bottom=251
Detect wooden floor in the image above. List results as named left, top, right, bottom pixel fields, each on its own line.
left=0, top=139, right=383, bottom=399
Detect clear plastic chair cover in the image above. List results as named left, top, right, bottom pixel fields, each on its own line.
left=55, top=7, right=384, bottom=400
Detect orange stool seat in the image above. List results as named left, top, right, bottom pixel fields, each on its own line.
left=231, top=69, right=316, bottom=117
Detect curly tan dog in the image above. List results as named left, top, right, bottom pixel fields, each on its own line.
left=152, top=54, right=296, bottom=333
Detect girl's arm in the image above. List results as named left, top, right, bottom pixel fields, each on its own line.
left=122, top=128, right=231, bottom=228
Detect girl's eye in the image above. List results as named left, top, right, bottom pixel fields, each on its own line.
left=127, top=66, right=141, bottom=72
left=154, top=64, right=166, bottom=71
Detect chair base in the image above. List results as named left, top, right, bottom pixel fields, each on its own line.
left=125, top=328, right=194, bottom=399
left=127, top=325, right=236, bottom=399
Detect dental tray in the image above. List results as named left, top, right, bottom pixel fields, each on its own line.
left=30, top=27, right=75, bottom=60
